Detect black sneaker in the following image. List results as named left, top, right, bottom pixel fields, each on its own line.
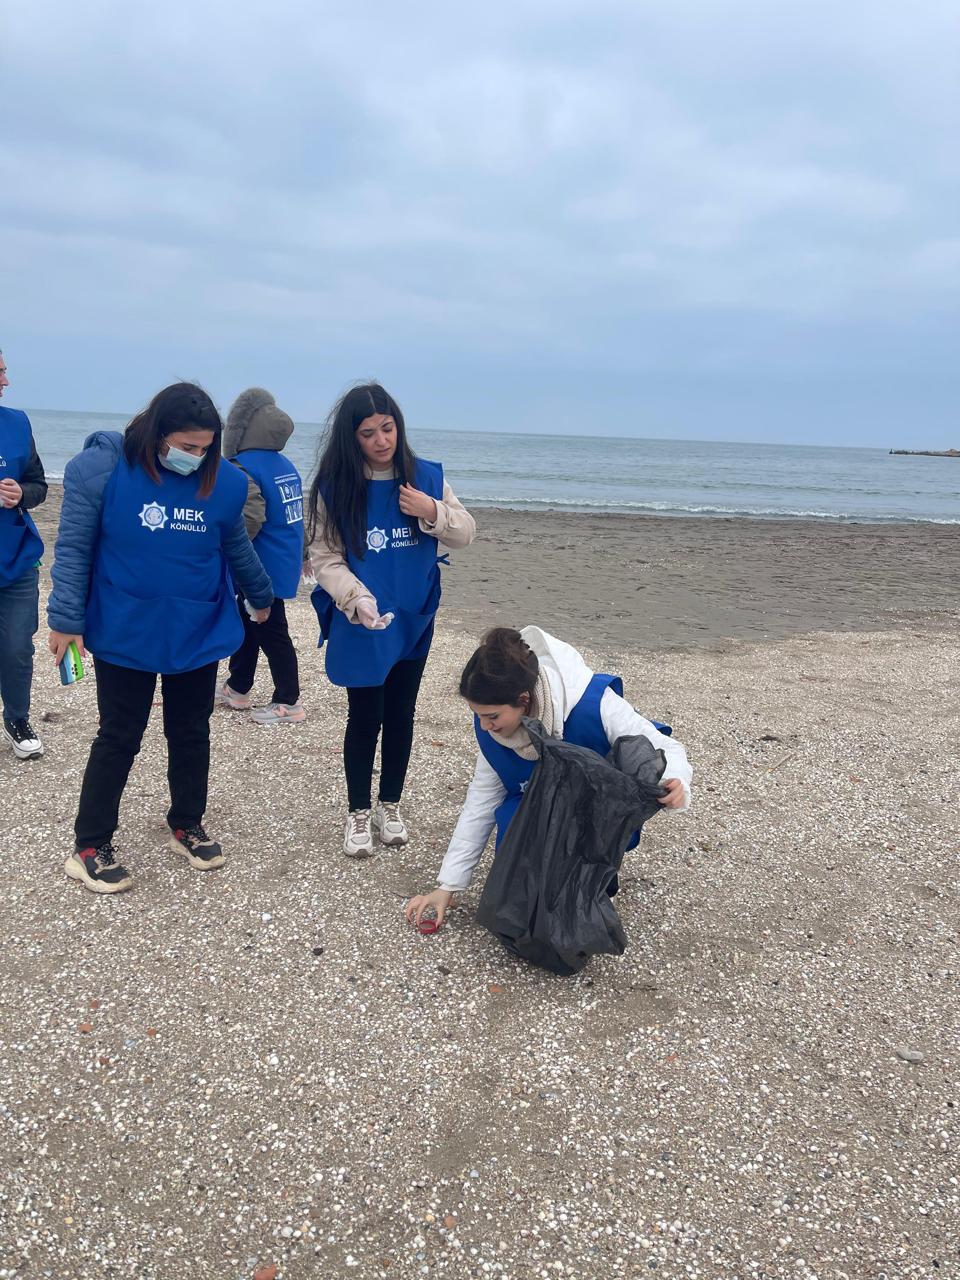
left=169, top=824, right=225, bottom=870
left=64, top=843, right=133, bottom=895
left=2, top=717, right=44, bottom=760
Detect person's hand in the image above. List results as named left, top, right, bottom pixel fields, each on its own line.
left=356, top=597, right=387, bottom=629
left=252, top=607, right=270, bottom=624
left=657, top=778, right=686, bottom=809
left=399, top=484, right=438, bottom=524
left=49, top=631, right=86, bottom=664
left=405, top=888, right=454, bottom=928
left=0, top=478, right=23, bottom=508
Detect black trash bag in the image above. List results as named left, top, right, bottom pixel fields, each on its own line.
left=475, top=720, right=667, bottom=975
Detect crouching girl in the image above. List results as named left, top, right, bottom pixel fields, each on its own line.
left=406, top=625, right=691, bottom=929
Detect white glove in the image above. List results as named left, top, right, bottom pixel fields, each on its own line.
left=356, top=598, right=393, bottom=630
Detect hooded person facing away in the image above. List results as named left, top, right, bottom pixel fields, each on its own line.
left=218, top=388, right=307, bottom=725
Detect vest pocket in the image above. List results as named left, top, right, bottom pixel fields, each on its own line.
left=375, top=564, right=442, bottom=623
left=86, top=578, right=241, bottom=673
left=0, top=513, right=43, bottom=587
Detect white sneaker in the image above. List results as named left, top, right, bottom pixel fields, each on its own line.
left=373, top=801, right=408, bottom=847
left=215, top=682, right=252, bottom=711
left=343, top=809, right=374, bottom=858
left=2, top=717, right=44, bottom=760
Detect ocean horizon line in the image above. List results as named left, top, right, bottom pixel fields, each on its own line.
left=18, top=405, right=920, bottom=454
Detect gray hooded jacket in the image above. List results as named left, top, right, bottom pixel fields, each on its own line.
left=223, top=388, right=297, bottom=541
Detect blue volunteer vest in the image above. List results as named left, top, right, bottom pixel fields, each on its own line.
left=476, top=673, right=673, bottom=849
left=0, top=407, right=44, bottom=588
left=233, top=449, right=304, bottom=599
left=311, top=459, right=445, bottom=688
left=84, top=457, right=247, bottom=674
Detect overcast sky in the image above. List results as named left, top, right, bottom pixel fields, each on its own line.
left=2, top=1, right=958, bottom=445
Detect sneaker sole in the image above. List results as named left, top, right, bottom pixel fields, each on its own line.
left=250, top=714, right=307, bottom=726
left=215, top=697, right=251, bottom=712
left=169, top=835, right=226, bottom=870
left=342, top=841, right=375, bottom=859
left=64, top=856, right=133, bottom=894
left=372, top=818, right=408, bottom=847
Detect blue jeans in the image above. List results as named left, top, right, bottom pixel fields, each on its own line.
left=0, top=568, right=39, bottom=723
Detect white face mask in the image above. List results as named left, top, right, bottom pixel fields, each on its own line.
left=160, top=444, right=206, bottom=476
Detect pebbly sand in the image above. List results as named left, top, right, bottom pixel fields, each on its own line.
left=1, top=491, right=958, bottom=1279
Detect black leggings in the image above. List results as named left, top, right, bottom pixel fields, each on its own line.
left=343, top=656, right=428, bottom=811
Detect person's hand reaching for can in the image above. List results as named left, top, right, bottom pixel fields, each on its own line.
left=405, top=888, right=453, bottom=930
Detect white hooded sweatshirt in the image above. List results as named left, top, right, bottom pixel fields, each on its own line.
left=437, top=626, right=692, bottom=892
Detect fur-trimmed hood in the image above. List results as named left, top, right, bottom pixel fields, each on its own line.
left=223, top=387, right=294, bottom=457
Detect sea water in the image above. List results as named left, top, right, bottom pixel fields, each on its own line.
left=23, top=408, right=959, bottom=524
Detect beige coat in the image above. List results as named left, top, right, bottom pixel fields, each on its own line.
left=306, top=465, right=476, bottom=620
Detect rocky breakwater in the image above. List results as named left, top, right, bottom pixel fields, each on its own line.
left=889, top=447, right=959, bottom=456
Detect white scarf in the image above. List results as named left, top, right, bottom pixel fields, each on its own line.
left=492, top=669, right=556, bottom=761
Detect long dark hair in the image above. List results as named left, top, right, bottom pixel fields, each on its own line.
left=459, top=627, right=540, bottom=706
left=306, top=383, right=418, bottom=559
left=123, top=382, right=223, bottom=500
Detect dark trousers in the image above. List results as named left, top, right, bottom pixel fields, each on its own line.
left=0, top=568, right=39, bottom=724
left=227, top=595, right=300, bottom=705
left=344, top=655, right=428, bottom=811
left=74, top=657, right=219, bottom=848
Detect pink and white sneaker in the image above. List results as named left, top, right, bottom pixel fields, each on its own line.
left=215, top=682, right=252, bottom=711
left=250, top=701, right=307, bottom=725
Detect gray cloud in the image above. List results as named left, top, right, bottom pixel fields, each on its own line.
left=2, top=0, right=958, bottom=443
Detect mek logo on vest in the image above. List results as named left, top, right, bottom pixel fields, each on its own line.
left=138, top=502, right=208, bottom=534
left=366, top=524, right=417, bottom=554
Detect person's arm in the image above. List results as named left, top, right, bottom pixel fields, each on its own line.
left=47, top=458, right=103, bottom=636
left=237, top=472, right=267, bottom=541
left=307, top=495, right=376, bottom=620
left=417, top=481, right=477, bottom=549
left=599, top=688, right=693, bottom=810
left=406, top=752, right=506, bottom=926
left=18, top=435, right=48, bottom=510
left=222, top=518, right=274, bottom=609
left=437, top=752, right=505, bottom=889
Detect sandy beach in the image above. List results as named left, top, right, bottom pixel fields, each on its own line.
left=30, top=484, right=960, bottom=651
left=2, top=493, right=958, bottom=1279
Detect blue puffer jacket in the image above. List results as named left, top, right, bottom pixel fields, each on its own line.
left=47, top=431, right=274, bottom=634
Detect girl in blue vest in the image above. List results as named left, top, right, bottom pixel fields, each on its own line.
left=218, top=387, right=306, bottom=725
left=306, top=384, right=476, bottom=857
left=406, top=626, right=692, bottom=929
left=0, top=349, right=49, bottom=760
left=47, top=383, right=274, bottom=895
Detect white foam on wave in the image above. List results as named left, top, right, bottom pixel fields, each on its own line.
left=460, top=494, right=960, bottom=524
